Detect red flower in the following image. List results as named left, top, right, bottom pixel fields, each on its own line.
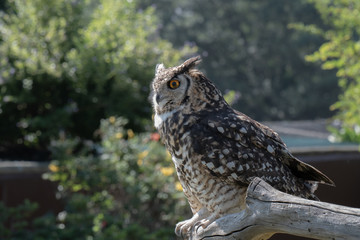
left=150, top=132, right=160, bottom=141
left=101, top=221, right=108, bottom=229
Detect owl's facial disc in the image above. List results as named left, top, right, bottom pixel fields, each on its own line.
left=153, top=74, right=190, bottom=114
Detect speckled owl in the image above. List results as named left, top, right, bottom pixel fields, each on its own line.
left=150, top=56, right=334, bottom=238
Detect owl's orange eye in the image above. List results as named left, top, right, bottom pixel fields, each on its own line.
left=168, top=79, right=180, bottom=89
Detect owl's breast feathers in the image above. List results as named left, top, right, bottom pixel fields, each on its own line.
left=157, top=108, right=200, bottom=158
left=186, top=107, right=334, bottom=199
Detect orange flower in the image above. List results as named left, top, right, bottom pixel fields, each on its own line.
left=160, top=167, right=174, bottom=176
left=127, top=129, right=134, bottom=139
left=115, top=132, right=123, bottom=139
left=175, top=181, right=183, bottom=191
left=49, top=164, right=59, bottom=172
left=137, top=150, right=149, bottom=167
left=109, top=116, right=116, bottom=124
left=138, top=150, right=149, bottom=160
left=137, top=159, right=143, bottom=166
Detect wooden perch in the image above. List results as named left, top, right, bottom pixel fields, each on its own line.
left=190, top=177, right=360, bottom=240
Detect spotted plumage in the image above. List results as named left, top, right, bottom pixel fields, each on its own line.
left=150, top=56, right=334, bottom=238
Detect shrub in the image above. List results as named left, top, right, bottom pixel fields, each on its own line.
left=0, top=199, right=39, bottom=240
left=40, top=116, right=189, bottom=239
left=0, top=117, right=189, bottom=239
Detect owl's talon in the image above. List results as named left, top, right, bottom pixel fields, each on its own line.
left=176, top=220, right=205, bottom=239
left=193, top=214, right=217, bottom=233
left=175, top=208, right=210, bottom=238
left=193, top=221, right=203, bottom=233
left=194, top=220, right=206, bottom=232
left=175, top=219, right=193, bottom=238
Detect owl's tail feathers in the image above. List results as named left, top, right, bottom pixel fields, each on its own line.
left=284, top=153, right=335, bottom=187
left=301, top=162, right=335, bottom=187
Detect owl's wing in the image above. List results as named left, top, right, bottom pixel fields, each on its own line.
left=192, top=109, right=334, bottom=188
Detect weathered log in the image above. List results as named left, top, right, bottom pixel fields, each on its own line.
left=190, top=177, right=360, bottom=240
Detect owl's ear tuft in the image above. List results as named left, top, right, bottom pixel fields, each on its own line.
left=183, top=55, right=202, bottom=68
left=155, top=63, right=166, bottom=76
left=182, top=56, right=201, bottom=71
left=175, top=56, right=202, bottom=75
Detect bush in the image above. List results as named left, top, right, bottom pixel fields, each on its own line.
left=0, top=0, right=193, bottom=156
left=0, top=117, right=189, bottom=239
left=40, top=117, right=189, bottom=239
left=0, top=199, right=39, bottom=239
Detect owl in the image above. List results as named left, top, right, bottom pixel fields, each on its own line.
left=150, top=56, right=334, bottom=238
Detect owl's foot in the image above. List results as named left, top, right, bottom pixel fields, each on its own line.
left=193, top=213, right=218, bottom=233
left=175, top=208, right=210, bottom=238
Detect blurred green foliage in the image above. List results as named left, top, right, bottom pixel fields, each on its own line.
left=294, top=0, right=360, bottom=142
left=0, top=199, right=39, bottom=239
left=140, top=0, right=340, bottom=121
left=1, top=117, right=190, bottom=239
left=0, top=0, right=193, bottom=154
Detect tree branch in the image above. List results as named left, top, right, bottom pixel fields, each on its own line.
left=190, top=177, right=360, bottom=240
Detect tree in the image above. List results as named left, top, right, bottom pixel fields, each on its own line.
left=297, top=0, right=360, bottom=142
left=140, top=0, right=339, bottom=121
left=0, top=0, right=193, bottom=157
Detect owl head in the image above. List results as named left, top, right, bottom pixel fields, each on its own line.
left=150, top=56, right=225, bottom=116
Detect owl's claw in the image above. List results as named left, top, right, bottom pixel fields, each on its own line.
left=175, top=208, right=210, bottom=238
left=193, top=214, right=218, bottom=233
left=175, top=219, right=192, bottom=238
